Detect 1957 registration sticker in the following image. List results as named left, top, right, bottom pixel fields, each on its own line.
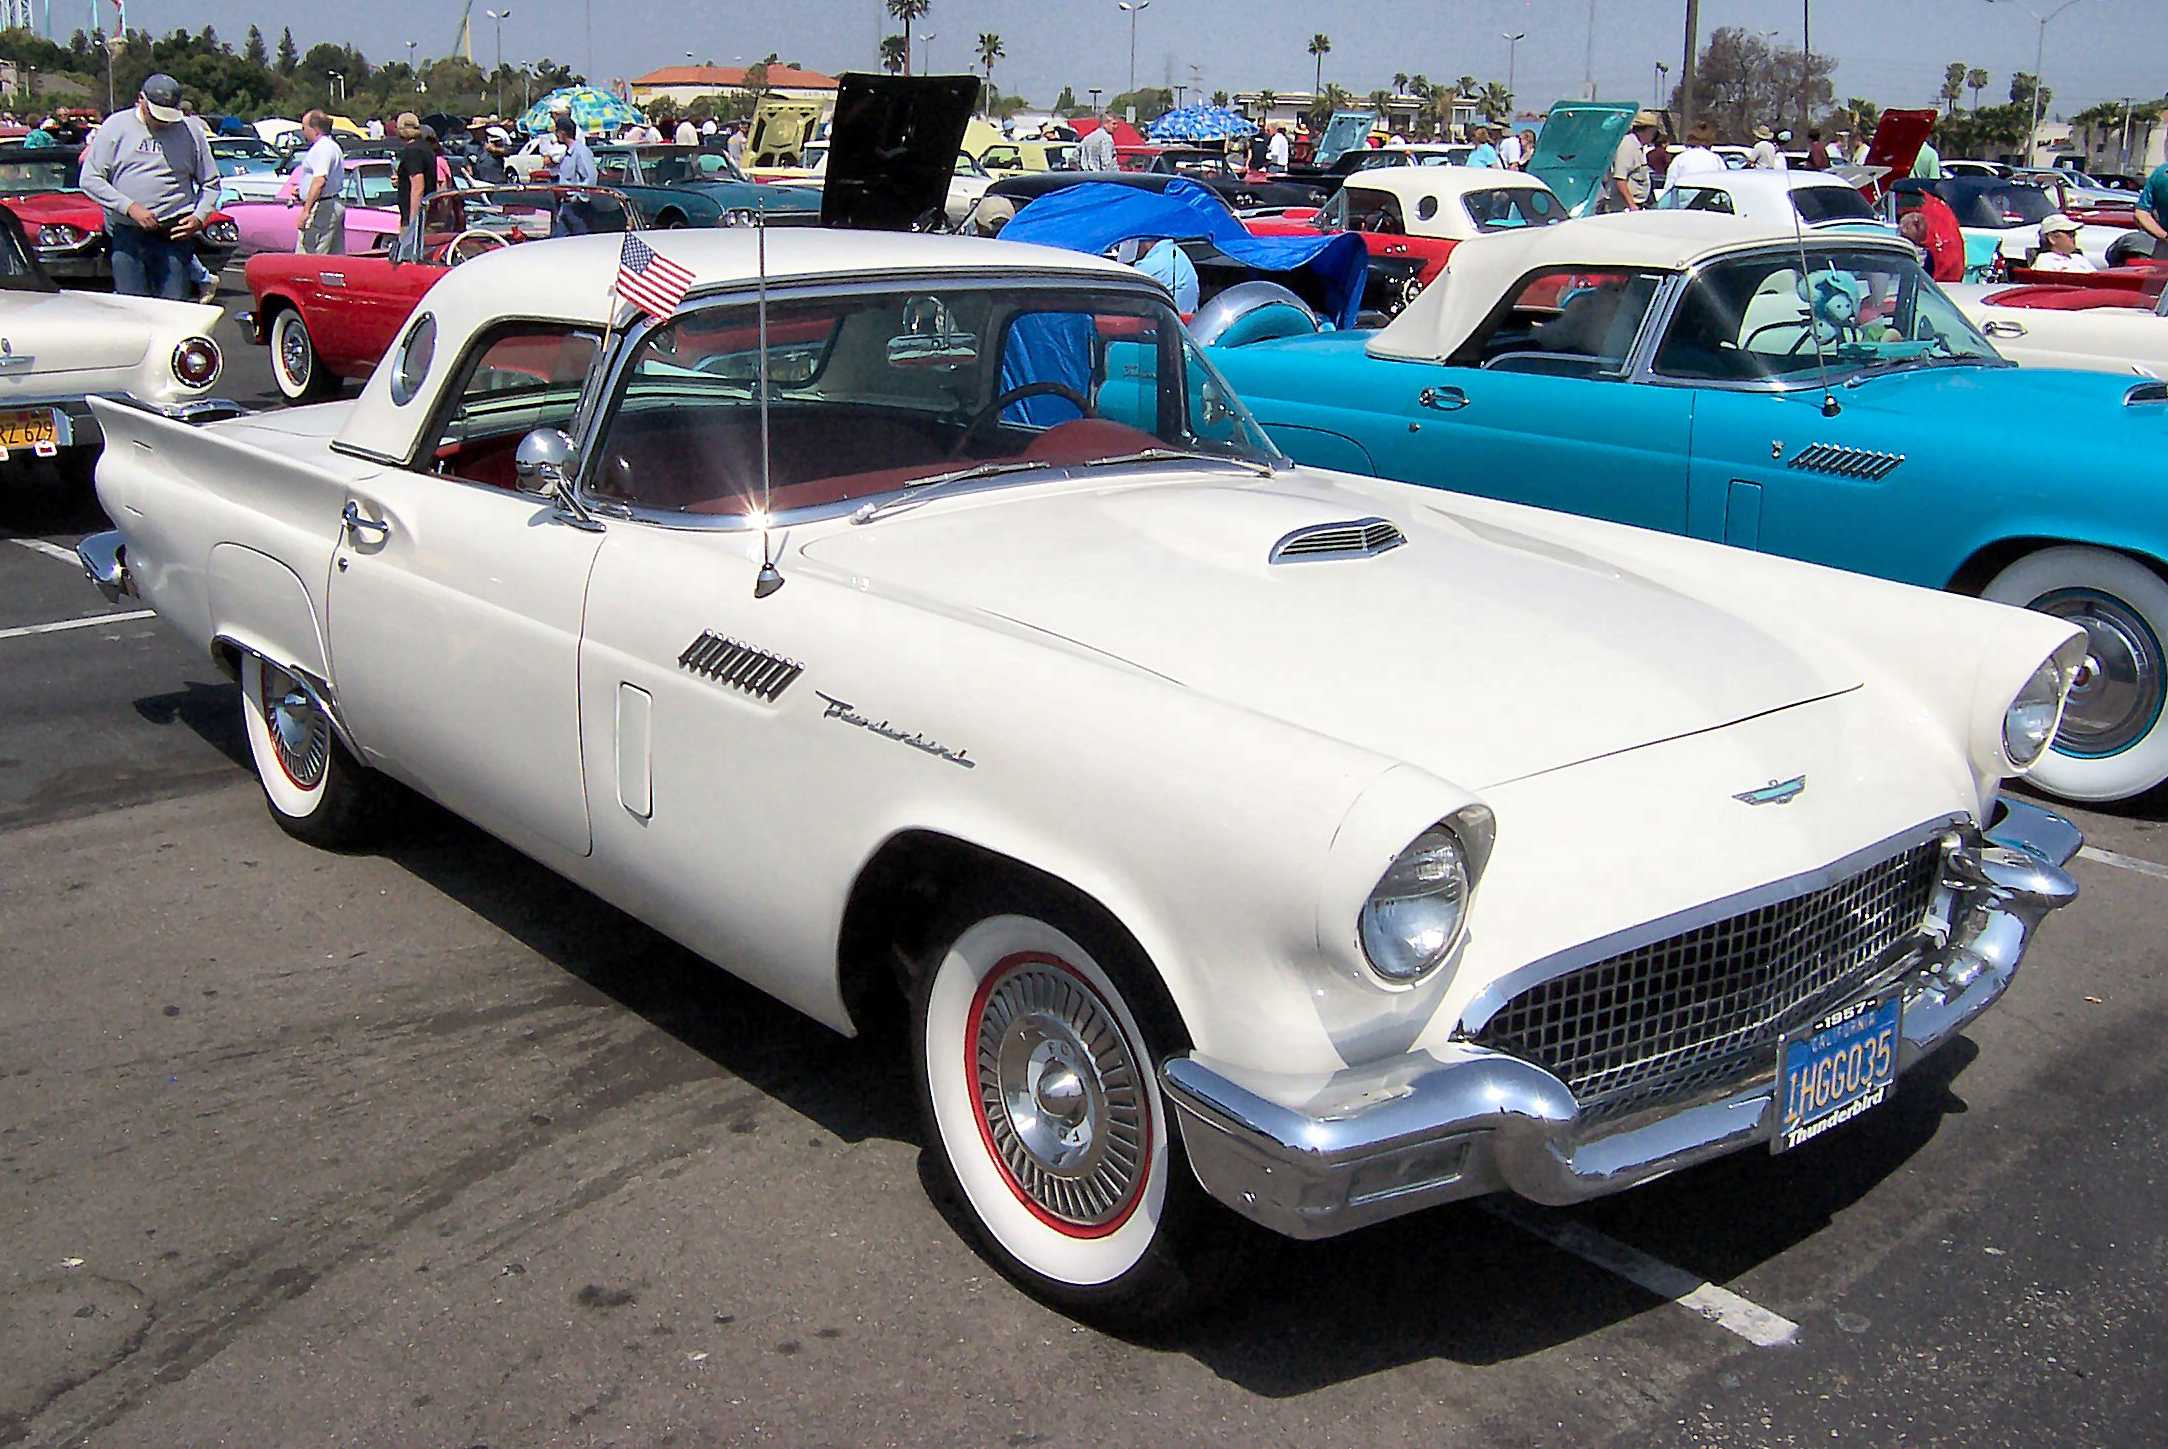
left=1773, top=993, right=1901, bottom=1153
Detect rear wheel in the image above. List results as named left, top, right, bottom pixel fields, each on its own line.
left=1984, top=546, right=2168, bottom=802
left=268, top=307, right=334, bottom=403
left=912, top=900, right=1227, bottom=1326
left=238, top=653, right=383, bottom=846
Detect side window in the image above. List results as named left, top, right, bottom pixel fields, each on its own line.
left=1459, top=268, right=1666, bottom=379
left=982, top=146, right=1020, bottom=171
left=597, top=155, right=633, bottom=183
left=1352, top=192, right=1406, bottom=234
left=424, top=325, right=600, bottom=483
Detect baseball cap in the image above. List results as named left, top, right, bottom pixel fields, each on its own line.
left=140, top=73, right=184, bottom=124
left=2039, top=212, right=2080, bottom=236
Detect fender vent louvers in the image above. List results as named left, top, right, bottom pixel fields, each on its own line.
left=1269, top=517, right=1408, bottom=564
left=678, top=631, right=803, bottom=702
left=1787, top=443, right=1905, bottom=480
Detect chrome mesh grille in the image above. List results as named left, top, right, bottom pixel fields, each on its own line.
left=1269, top=517, right=1407, bottom=563
left=677, top=631, right=802, bottom=702
left=1471, top=840, right=1943, bottom=1119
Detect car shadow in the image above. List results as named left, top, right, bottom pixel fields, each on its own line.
left=131, top=678, right=252, bottom=771
left=0, top=459, right=107, bottom=533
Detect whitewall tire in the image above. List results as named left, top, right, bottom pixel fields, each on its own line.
left=269, top=307, right=332, bottom=403
left=1985, top=546, right=2168, bottom=803
left=238, top=653, right=381, bottom=846
left=912, top=905, right=1223, bottom=1323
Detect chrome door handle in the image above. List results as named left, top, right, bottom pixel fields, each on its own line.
left=341, top=500, right=390, bottom=539
left=1419, top=385, right=1469, bottom=411
left=1982, top=319, right=2027, bottom=339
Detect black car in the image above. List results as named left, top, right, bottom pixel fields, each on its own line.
left=1130, top=148, right=1316, bottom=211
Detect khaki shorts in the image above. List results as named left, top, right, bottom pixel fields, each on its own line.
left=298, top=199, right=346, bottom=255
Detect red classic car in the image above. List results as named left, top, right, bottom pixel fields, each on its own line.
left=242, top=186, right=642, bottom=401
left=0, top=143, right=238, bottom=284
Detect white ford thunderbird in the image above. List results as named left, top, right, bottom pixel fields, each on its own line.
left=78, top=228, right=2086, bottom=1321
left=0, top=210, right=237, bottom=477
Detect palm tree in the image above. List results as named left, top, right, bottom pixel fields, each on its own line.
left=887, top=0, right=931, bottom=75
left=1368, top=87, right=1392, bottom=117
left=1392, top=71, right=1408, bottom=96
left=976, top=31, right=1003, bottom=87
left=1966, top=66, right=1989, bottom=111
left=1210, top=88, right=1229, bottom=107
left=1307, top=33, right=1331, bottom=99
left=879, top=33, right=909, bottom=75
left=1940, top=61, right=1966, bottom=115
left=1479, top=80, right=1512, bottom=121
left=1846, top=96, right=1881, bottom=138
left=1255, top=86, right=1276, bottom=123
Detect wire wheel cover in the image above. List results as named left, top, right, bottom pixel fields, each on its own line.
left=277, top=315, right=311, bottom=386
left=262, top=662, right=330, bottom=790
left=966, top=954, right=1149, bottom=1234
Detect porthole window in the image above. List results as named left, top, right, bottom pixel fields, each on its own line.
left=390, top=313, right=437, bottom=406
left=1416, top=194, right=1439, bottom=222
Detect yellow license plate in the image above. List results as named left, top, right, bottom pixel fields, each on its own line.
left=0, top=409, right=59, bottom=450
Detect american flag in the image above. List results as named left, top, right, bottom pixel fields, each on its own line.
left=614, top=233, right=696, bottom=321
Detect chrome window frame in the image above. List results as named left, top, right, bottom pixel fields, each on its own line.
left=399, top=316, right=610, bottom=483
left=570, top=268, right=1219, bottom=535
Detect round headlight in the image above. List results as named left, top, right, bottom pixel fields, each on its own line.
left=2003, top=656, right=2066, bottom=768
left=1358, top=826, right=1471, bottom=983
left=171, top=336, right=220, bottom=388
left=38, top=223, right=81, bottom=247
left=206, top=220, right=239, bottom=245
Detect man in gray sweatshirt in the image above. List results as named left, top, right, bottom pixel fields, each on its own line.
left=77, top=73, right=218, bottom=299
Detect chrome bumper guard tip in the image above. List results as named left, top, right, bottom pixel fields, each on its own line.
left=78, top=529, right=135, bottom=604
left=1161, top=800, right=2080, bottom=1241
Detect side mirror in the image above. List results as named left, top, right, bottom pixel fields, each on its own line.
left=514, top=427, right=580, bottom=499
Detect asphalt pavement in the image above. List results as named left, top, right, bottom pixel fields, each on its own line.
left=2, top=272, right=2164, bottom=1449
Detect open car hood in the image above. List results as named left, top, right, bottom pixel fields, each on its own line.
left=821, top=73, right=980, bottom=231
left=745, top=99, right=824, bottom=168
left=1864, top=108, right=1938, bottom=185
left=1528, top=101, right=1636, bottom=215
left=1314, top=111, right=1377, bottom=167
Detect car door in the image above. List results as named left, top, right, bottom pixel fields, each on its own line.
left=326, top=320, right=606, bottom=859
left=1361, top=265, right=1694, bottom=532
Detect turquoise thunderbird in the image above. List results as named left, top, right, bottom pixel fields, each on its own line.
left=1205, top=210, right=2168, bottom=803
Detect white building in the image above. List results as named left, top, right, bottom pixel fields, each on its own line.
left=628, top=64, right=840, bottom=113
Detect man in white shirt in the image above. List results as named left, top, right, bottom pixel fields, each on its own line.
left=1749, top=124, right=1786, bottom=170
left=1265, top=124, right=1290, bottom=170
left=674, top=116, right=699, bottom=146
left=1497, top=128, right=1524, bottom=169
left=1663, top=118, right=1725, bottom=188
left=700, top=117, right=718, bottom=137
left=290, top=109, right=346, bottom=254
left=2032, top=213, right=2100, bottom=271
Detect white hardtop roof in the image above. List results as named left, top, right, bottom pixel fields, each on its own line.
left=1368, top=210, right=1914, bottom=363
left=1342, top=165, right=1552, bottom=202
left=1669, top=169, right=1856, bottom=196
left=334, top=228, right=1144, bottom=464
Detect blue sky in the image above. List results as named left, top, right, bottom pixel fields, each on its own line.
left=116, top=0, right=2168, bottom=116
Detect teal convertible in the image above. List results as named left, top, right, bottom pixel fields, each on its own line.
left=1207, top=211, right=2168, bottom=802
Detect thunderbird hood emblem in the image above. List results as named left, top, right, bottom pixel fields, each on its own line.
left=1735, top=775, right=1807, bottom=806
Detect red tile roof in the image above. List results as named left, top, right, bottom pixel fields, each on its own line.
left=631, top=64, right=839, bottom=90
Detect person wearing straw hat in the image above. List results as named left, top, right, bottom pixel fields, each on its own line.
left=77, top=73, right=219, bottom=299
left=2031, top=213, right=2100, bottom=273
left=1749, top=124, right=1786, bottom=170
left=1602, top=110, right=1661, bottom=212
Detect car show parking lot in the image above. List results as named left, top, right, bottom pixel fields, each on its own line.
left=6, top=267, right=2168, bottom=1449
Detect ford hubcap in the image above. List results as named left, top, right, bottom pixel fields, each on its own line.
left=970, top=958, right=1146, bottom=1229
left=2035, top=589, right=2165, bottom=759
left=263, top=663, right=330, bottom=788
left=279, top=320, right=310, bottom=387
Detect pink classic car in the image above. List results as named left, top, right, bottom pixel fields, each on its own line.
left=216, top=159, right=406, bottom=258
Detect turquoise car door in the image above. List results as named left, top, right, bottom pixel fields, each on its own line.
left=1361, top=265, right=1693, bottom=533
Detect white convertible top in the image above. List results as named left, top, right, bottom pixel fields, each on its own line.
left=334, top=228, right=1142, bottom=464
left=1340, top=166, right=1560, bottom=241
left=1367, top=210, right=1914, bottom=363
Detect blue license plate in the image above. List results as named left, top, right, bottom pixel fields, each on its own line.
left=1773, top=993, right=1901, bottom=1154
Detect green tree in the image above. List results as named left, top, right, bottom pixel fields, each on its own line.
left=2008, top=71, right=2049, bottom=114
left=1940, top=60, right=1966, bottom=114
left=1307, top=33, right=1330, bottom=98
left=886, top=0, right=931, bottom=76
left=1254, top=86, right=1276, bottom=122
left=1844, top=95, right=1881, bottom=138
left=1479, top=80, right=1512, bottom=121
left=878, top=34, right=908, bottom=75
left=1392, top=71, right=1407, bottom=95
left=1053, top=83, right=1076, bottom=112
left=242, top=25, right=266, bottom=68
left=1209, top=88, right=1228, bottom=107
left=275, top=26, right=296, bottom=76
left=1966, top=66, right=1988, bottom=111
left=1108, top=85, right=1172, bottom=122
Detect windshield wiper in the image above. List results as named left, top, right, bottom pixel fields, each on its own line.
left=1842, top=352, right=2007, bottom=385
left=1073, top=447, right=1278, bottom=478
left=849, top=459, right=1051, bottom=526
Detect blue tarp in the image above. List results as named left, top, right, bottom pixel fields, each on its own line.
left=996, top=178, right=1369, bottom=330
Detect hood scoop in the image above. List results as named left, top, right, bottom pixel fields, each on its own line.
left=1269, top=516, right=1407, bottom=564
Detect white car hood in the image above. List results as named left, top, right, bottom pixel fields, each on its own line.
left=799, top=470, right=1859, bottom=787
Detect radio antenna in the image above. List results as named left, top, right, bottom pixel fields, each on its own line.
left=1790, top=185, right=1841, bottom=418
left=752, top=194, right=785, bottom=598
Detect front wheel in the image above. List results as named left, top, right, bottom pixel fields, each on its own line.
left=1984, top=546, right=2168, bottom=802
left=238, top=653, right=384, bottom=846
left=912, top=904, right=1225, bottom=1325
left=268, top=307, right=335, bottom=403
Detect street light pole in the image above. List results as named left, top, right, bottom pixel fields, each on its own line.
left=919, top=32, right=936, bottom=75
left=1654, top=61, right=1669, bottom=109
left=1986, top=0, right=2092, bottom=166
left=1800, top=0, right=1812, bottom=134
left=1500, top=31, right=1524, bottom=98
left=1117, top=1, right=1149, bottom=97
left=486, top=9, right=511, bottom=118
left=1680, top=0, right=1700, bottom=133
left=1583, top=0, right=1597, bottom=101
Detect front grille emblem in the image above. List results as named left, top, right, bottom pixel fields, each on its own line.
left=1734, top=775, right=1807, bottom=807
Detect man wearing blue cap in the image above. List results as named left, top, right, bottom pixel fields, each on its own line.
left=78, top=73, right=218, bottom=299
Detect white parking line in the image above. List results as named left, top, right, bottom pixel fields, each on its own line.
left=2078, top=845, right=2168, bottom=882
left=7, top=536, right=80, bottom=565
left=0, top=609, right=157, bottom=641
left=1482, top=1199, right=1801, bottom=1348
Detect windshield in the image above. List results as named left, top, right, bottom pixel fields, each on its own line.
left=1463, top=185, right=1564, bottom=232
left=0, top=153, right=77, bottom=192
left=1654, top=246, right=2001, bottom=386
left=1790, top=185, right=1876, bottom=224
left=1947, top=183, right=2055, bottom=228
left=585, top=283, right=1282, bottom=519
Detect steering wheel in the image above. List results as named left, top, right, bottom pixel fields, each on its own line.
left=1744, top=315, right=1811, bottom=348
left=445, top=228, right=509, bottom=265
left=949, top=382, right=1092, bottom=457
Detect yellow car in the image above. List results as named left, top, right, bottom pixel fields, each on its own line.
left=975, top=138, right=1080, bottom=174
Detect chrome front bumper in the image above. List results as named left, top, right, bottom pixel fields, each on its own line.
left=1160, top=799, right=2082, bottom=1241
